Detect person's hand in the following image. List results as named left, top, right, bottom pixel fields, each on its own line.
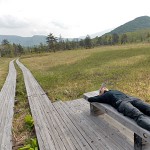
left=99, top=87, right=104, bottom=95
left=99, top=87, right=108, bottom=95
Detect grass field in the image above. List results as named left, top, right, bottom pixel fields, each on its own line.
left=0, top=58, right=12, bottom=89
left=21, top=43, right=150, bottom=103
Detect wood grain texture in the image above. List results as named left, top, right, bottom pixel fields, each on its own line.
left=0, top=60, right=16, bottom=150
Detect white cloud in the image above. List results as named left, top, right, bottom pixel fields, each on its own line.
left=51, top=21, right=69, bottom=30
left=0, top=15, right=29, bottom=28
left=0, top=0, right=150, bottom=37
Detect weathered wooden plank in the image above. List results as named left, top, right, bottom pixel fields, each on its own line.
left=53, top=100, right=133, bottom=150
left=39, top=95, right=76, bottom=150
left=28, top=96, right=56, bottom=150
left=19, top=70, right=61, bottom=149
left=65, top=99, right=133, bottom=150
left=28, top=90, right=85, bottom=149
left=56, top=100, right=129, bottom=150
left=16, top=60, right=72, bottom=150
left=26, top=75, right=90, bottom=149
left=17, top=66, right=52, bottom=149
left=0, top=60, right=16, bottom=150
left=62, top=100, right=133, bottom=150
left=33, top=96, right=68, bottom=150
left=53, top=101, right=96, bottom=150
left=24, top=71, right=70, bottom=149
left=49, top=102, right=81, bottom=150
left=44, top=105, right=76, bottom=149
left=72, top=99, right=134, bottom=142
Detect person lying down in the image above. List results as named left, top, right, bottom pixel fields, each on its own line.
left=88, top=85, right=150, bottom=131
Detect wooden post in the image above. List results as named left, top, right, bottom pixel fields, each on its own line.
left=134, top=133, right=150, bottom=150
left=90, top=104, right=104, bottom=116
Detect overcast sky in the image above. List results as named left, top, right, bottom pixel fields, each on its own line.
left=0, top=0, right=150, bottom=38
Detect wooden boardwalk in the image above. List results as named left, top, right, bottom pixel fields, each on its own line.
left=0, top=60, right=16, bottom=150
left=17, top=59, right=134, bottom=150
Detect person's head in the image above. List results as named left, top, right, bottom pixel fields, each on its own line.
left=99, top=87, right=109, bottom=95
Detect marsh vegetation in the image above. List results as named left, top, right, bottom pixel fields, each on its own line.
left=20, top=44, right=150, bottom=103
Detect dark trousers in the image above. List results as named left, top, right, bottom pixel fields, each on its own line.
left=117, top=98, right=150, bottom=131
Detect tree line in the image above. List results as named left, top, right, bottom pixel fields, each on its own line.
left=0, top=33, right=94, bottom=57
left=0, top=31, right=150, bottom=57
left=0, top=39, right=24, bottom=57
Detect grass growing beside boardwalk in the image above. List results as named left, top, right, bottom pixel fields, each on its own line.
left=12, top=62, right=36, bottom=150
left=0, top=58, right=12, bottom=89
left=21, top=44, right=150, bottom=103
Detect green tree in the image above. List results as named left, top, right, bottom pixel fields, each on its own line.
left=57, top=35, right=66, bottom=50
left=121, top=34, right=128, bottom=44
left=108, top=35, right=112, bottom=45
left=13, top=43, right=24, bottom=56
left=38, top=43, right=47, bottom=52
left=112, top=33, right=119, bottom=45
left=84, top=35, right=92, bottom=49
left=146, top=32, right=150, bottom=42
left=147, top=32, right=150, bottom=38
left=79, top=39, right=85, bottom=47
left=46, top=33, right=57, bottom=52
left=1, top=39, right=12, bottom=57
left=96, top=37, right=103, bottom=45
left=1, top=39, right=9, bottom=45
left=65, top=39, right=71, bottom=50
left=18, top=44, right=24, bottom=54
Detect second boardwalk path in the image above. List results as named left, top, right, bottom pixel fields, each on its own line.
left=16, top=59, right=133, bottom=150
left=16, top=59, right=96, bottom=150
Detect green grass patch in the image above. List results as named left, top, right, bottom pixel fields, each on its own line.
left=0, top=58, right=12, bottom=89
left=21, top=44, right=150, bottom=103
left=18, top=138, right=38, bottom=150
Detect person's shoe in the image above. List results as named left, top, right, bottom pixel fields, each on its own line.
left=137, top=115, right=150, bottom=131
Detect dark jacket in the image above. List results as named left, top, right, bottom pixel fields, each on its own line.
left=88, top=90, right=150, bottom=131
left=88, top=90, right=129, bottom=108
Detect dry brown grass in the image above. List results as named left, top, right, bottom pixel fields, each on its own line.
left=21, top=43, right=150, bottom=70
left=20, top=44, right=150, bottom=103
left=0, top=58, right=12, bottom=89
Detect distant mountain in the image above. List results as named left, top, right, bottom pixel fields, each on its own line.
left=79, top=29, right=113, bottom=39
left=1, top=16, right=150, bottom=46
left=108, top=16, right=150, bottom=34
left=90, top=29, right=114, bottom=38
left=0, top=35, right=47, bottom=47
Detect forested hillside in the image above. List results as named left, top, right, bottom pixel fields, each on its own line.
left=109, top=16, right=150, bottom=34
left=93, top=16, right=150, bottom=45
